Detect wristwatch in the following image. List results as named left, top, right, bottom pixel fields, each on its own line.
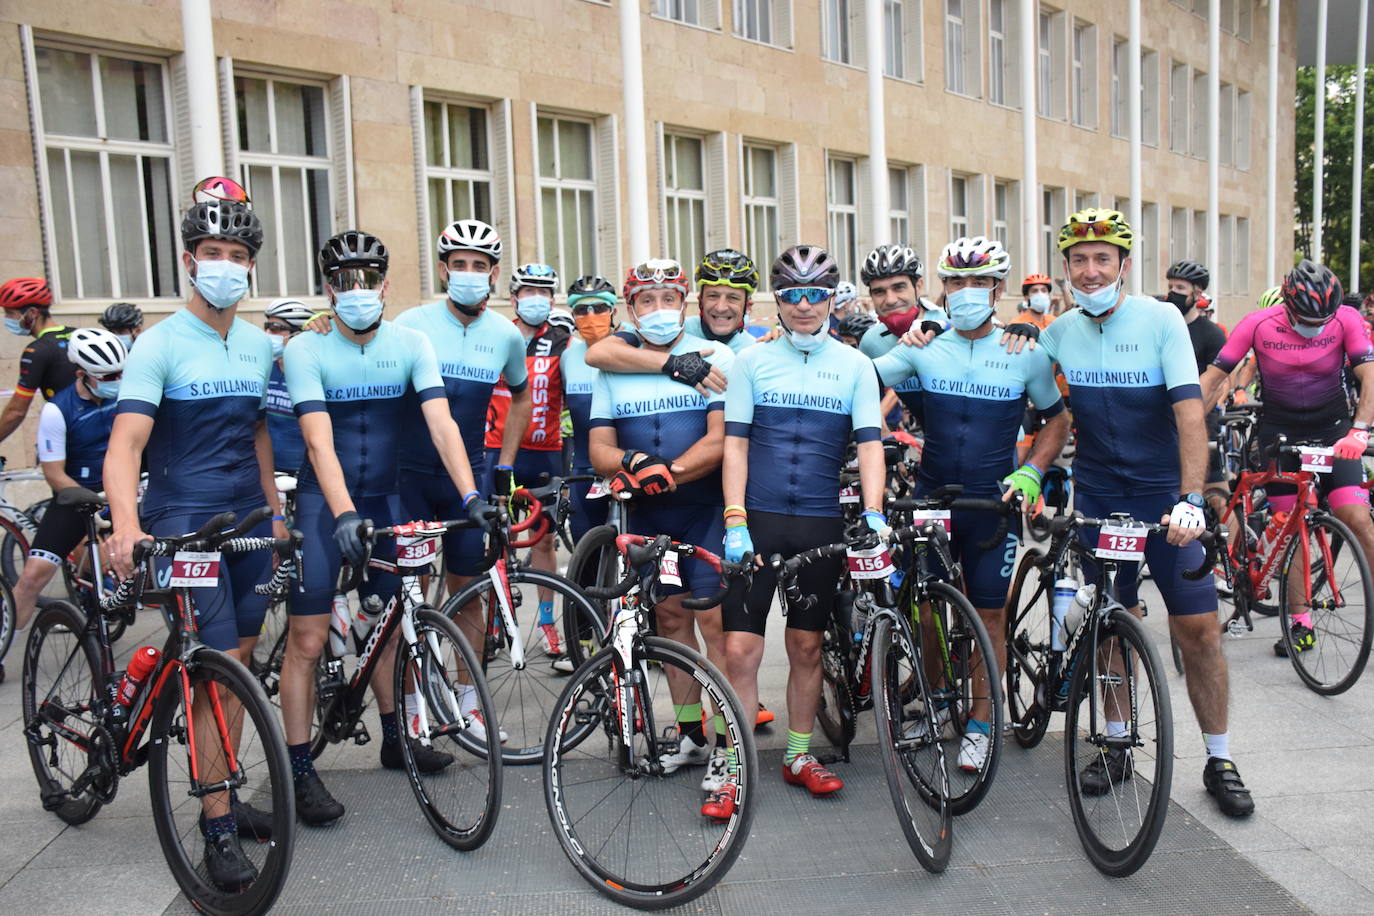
left=1184, top=492, right=1205, bottom=508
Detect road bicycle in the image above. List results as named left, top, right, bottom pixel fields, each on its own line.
left=22, top=493, right=295, bottom=915
left=0, top=456, right=45, bottom=585
left=543, top=532, right=756, bottom=910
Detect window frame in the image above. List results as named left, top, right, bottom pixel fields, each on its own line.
left=826, top=153, right=861, bottom=285
left=534, top=111, right=600, bottom=282
left=417, top=96, right=497, bottom=296
left=1071, top=18, right=1097, bottom=129
left=741, top=141, right=783, bottom=292
left=884, top=0, right=924, bottom=83
left=661, top=129, right=710, bottom=278
left=733, top=0, right=794, bottom=49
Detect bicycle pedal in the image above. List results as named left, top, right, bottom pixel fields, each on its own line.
left=351, top=723, right=371, bottom=746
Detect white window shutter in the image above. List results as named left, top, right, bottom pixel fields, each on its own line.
left=971, top=174, right=986, bottom=236
left=217, top=57, right=238, bottom=178
left=736, top=133, right=747, bottom=251
left=20, top=25, right=57, bottom=294
left=857, top=154, right=874, bottom=261
left=596, top=113, right=621, bottom=283
left=169, top=56, right=198, bottom=214
left=705, top=131, right=729, bottom=250
left=491, top=98, right=518, bottom=269
left=329, top=75, right=355, bottom=229
left=530, top=101, right=542, bottom=266
left=410, top=86, right=432, bottom=293
left=655, top=121, right=668, bottom=256
left=779, top=143, right=799, bottom=247
left=776, top=0, right=794, bottom=49
left=911, top=165, right=928, bottom=261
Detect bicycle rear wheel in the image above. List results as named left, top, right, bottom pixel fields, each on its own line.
left=21, top=599, right=107, bottom=825
left=871, top=613, right=952, bottom=873
left=816, top=623, right=856, bottom=750
left=0, top=573, right=15, bottom=663
left=1, top=510, right=34, bottom=586
left=543, top=636, right=756, bottom=909
left=1004, top=550, right=1052, bottom=750
left=564, top=523, right=621, bottom=668
left=147, top=649, right=294, bottom=916
left=1064, top=608, right=1173, bottom=877
left=396, top=608, right=502, bottom=850
left=1278, top=512, right=1374, bottom=695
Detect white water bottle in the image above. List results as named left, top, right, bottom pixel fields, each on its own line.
left=351, top=594, right=384, bottom=654
left=329, top=594, right=352, bottom=657
left=1051, top=578, right=1077, bottom=651
left=1067, top=584, right=1096, bottom=638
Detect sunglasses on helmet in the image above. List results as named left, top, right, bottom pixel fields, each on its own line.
left=775, top=286, right=834, bottom=305
left=632, top=260, right=685, bottom=283
left=1068, top=220, right=1118, bottom=239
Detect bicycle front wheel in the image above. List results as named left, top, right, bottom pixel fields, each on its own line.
left=1004, top=549, right=1052, bottom=750
left=0, top=573, right=15, bottom=663
left=395, top=608, right=502, bottom=851
left=871, top=613, right=952, bottom=873
left=1278, top=512, right=1374, bottom=695
left=543, top=636, right=757, bottom=909
left=147, top=649, right=294, bottom=916
left=1064, top=608, right=1173, bottom=877
left=0, top=510, right=34, bottom=586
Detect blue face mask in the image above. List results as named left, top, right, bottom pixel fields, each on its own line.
left=635, top=308, right=684, bottom=346
left=946, top=286, right=995, bottom=330
left=115, top=334, right=134, bottom=351
left=191, top=258, right=251, bottom=311
left=269, top=334, right=286, bottom=359
left=1292, top=318, right=1327, bottom=339
left=515, top=294, right=552, bottom=326
left=90, top=378, right=120, bottom=400
left=4, top=317, right=26, bottom=336
left=333, top=289, right=384, bottom=332
left=447, top=270, right=491, bottom=310
left=1071, top=276, right=1124, bottom=316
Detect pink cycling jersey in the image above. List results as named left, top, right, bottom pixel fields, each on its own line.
left=1213, top=304, right=1374, bottom=429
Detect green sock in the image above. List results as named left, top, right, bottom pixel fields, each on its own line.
left=784, top=729, right=812, bottom=765
left=674, top=702, right=704, bottom=744
left=724, top=745, right=738, bottom=777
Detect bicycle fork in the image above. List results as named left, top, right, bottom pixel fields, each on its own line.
left=487, top=562, right=526, bottom=670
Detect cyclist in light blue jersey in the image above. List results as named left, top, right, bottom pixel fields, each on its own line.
left=263, top=298, right=313, bottom=476
left=563, top=275, right=617, bottom=541
left=280, top=230, right=487, bottom=827
left=858, top=244, right=946, bottom=414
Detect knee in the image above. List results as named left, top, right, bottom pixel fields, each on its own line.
left=1172, top=615, right=1220, bottom=655
left=286, top=620, right=327, bottom=661
left=785, top=634, right=821, bottom=667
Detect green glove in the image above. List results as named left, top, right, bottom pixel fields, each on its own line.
left=1002, top=464, right=1044, bottom=503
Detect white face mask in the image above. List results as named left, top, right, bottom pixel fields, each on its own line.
left=1027, top=292, right=1051, bottom=313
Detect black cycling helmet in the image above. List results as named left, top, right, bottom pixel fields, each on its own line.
left=1282, top=259, right=1344, bottom=323
left=696, top=249, right=760, bottom=294
left=99, top=302, right=143, bottom=332
left=317, top=230, right=389, bottom=276
left=567, top=275, right=616, bottom=298
left=836, top=312, right=877, bottom=340
left=1166, top=259, right=1210, bottom=291
left=861, top=244, right=924, bottom=286
left=771, top=245, right=839, bottom=291
left=181, top=200, right=263, bottom=256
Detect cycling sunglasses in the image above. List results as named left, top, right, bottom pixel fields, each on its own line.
left=571, top=301, right=614, bottom=315
left=193, top=176, right=251, bottom=205
left=1068, top=219, right=1119, bottom=239
left=326, top=267, right=385, bottom=292
left=775, top=286, right=834, bottom=305
left=89, top=370, right=123, bottom=382
left=264, top=322, right=297, bottom=333
left=632, top=259, right=685, bottom=283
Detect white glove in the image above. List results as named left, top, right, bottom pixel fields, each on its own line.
left=1167, top=500, right=1206, bottom=533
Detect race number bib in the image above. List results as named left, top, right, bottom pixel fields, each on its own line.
left=1095, top=525, right=1146, bottom=562
left=170, top=551, right=220, bottom=587
left=847, top=544, right=896, bottom=580
left=660, top=549, right=682, bottom=587
left=1299, top=447, right=1335, bottom=474
left=911, top=510, right=952, bottom=533
left=396, top=536, right=439, bottom=568
left=838, top=485, right=860, bottom=505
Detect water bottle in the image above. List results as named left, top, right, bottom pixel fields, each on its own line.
left=850, top=593, right=873, bottom=644
left=329, top=594, right=352, bottom=657
left=1067, top=584, right=1095, bottom=638
left=112, top=646, right=161, bottom=724
left=1259, top=511, right=1289, bottom=558
left=351, top=594, right=384, bottom=654
left=1051, top=577, right=1078, bottom=652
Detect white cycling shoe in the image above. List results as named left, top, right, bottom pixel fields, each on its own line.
left=957, top=731, right=990, bottom=772
left=659, top=735, right=710, bottom=774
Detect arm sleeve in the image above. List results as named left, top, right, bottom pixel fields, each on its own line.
left=588, top=371, right=614, bottom=427
left=850, top=362, right=883, bottom=442
left=1158, top=308, right=1202, bottom=401
left=14, top=341, right=45, bottom=398
left=503, top=327, right=529, bottom=391
left=1340, top=308, right=1374, bottom=366
left=35, top=401, right=66, bottom=463
left=704, top=345, right=735, bottom=412
left=871, top=348, right=918, bottom=389
left=282, top=337, right=326, bottom=415
left=114, top=338, right=167, bottom=417
left=408, top=333, right=447, bottom=402
left=1023, top=350, right=1066, bottom=416
left=723, top=352, right=756, bottom=437
left=1212, top=310, right=1260, bottom=372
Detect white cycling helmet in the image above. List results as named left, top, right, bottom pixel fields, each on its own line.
left=510, top=262, right=559, bottom=295
left=436, top=218, right=502, bottom=263
left=936, top=236, right=1012, bottom=280
left=67, top=327, right=127, bottom=374
left=833, top=281, right=859, bottom=307
left=547, top=307, right=575, bottom=333
left=265, top=298, right=314, bottom=330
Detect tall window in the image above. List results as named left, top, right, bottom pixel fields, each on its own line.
left=1191, top=69, right=1208, bottom=159
left=989, top=0, right=1007, bottom=105
left=735, top=0, right=789, bottom=46
left=822, top=0, right=852, bottom=64
left=993, top=180, right=1013, bottom=253
left=885, top=0, right=922, bottom=80
left=654, top=0, right=702, bottom=26
left=1169, top=61, right=1189, bottom=153
left=1074, top=190, right=1098, bottom=213
left=1191, top=210, right=1207, bottom=263
left=1169, top=206, right=1189, bottom=263
left=1071, top=20, right=1096, bottom=128
left=663, top=133, right=707, bottom=274
left=827, top=156, right=860, bottom=283
left=421, top=101, right=492, bottom=294
left=1041, top=185, right=1065, bottom=275
left=32, top=46, right=179, bottom=300
left=235, top=75, right=333, bottom=297
left=1141, top=49, right=1160, bottom=145
left=742, top=143, right=781, bottom=290
left=889, top=166, right=910, bottom=243
left=1219, top=83, right=1235, bottom=166
left=1139, top=202, right=1159, bottom=284
left=536, top=114, right=597, bottom=280
left=1236, top=90, right=1252, bottom=169
left=950, top=174, right=970, bottom=240
left=945, top=0, right=967, bottom=94
left=1038, top=10, right=1053, bottom=115
left=1111, top=38, right=1127, bottom=137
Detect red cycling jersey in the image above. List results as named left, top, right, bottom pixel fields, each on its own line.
left=485, top=323, right=570, bottom=451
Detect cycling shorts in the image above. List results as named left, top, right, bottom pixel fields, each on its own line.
left=291, top=489, right=400, bottom=615
left=483, top=447, right=562, bottom=494
left=915, top=485, right=1020, bottom=609
left=568, top=470, right=608, bottom=544
left=722, top=511, right=845, bottom=635
left=627, top=500, right=725, bottom=602
left=1073, top=490, right=1217, bottom=616
left=399, top=467, right=486, bottom=577
left=1258, top=422, right=1369, bottom=511
left=28, top=502, right=90, bottom=566
left=148, top=509, right=272, bottom=651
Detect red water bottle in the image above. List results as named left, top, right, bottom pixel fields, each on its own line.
left=116, top=646, right=161, bottom=708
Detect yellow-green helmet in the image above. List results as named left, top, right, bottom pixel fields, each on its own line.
left=1057, top=208, right=1134, bottom=254
left=1257, top=285, right=1283, bottom=310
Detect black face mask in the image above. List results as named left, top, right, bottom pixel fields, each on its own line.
left=1165, top=290, right=1191, bottom=314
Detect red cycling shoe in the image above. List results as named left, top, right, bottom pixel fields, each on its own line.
left=701, top=779, right=738, bottom=820
left=782, top=754, right=843, bottom=795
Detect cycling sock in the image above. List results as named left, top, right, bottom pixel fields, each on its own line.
left=784, top=729, right=811, bottom=765
left=713, top=715, right=727, bottom=748
left=204, top=813, right=237, bottom=841
left=724, top=745, right=738, bottom=777
left=457, top=683, right=477, bottom=711
left=288, top=742, right=316, bottom=781
left=404, top=691, right=421, bottom=736
left=1292, top=611, right=1313, bottom=629
left=379, top=710, right=400, bottom=747
left=1203, top=731, right=1231, bottom=761
left=966, top=718, right=992, bottom=736
left=537, top=600, right=555, bottom=627
left=1106, top=720, right=1129, bottom=739
left=675, top=702, right=705, bottom=744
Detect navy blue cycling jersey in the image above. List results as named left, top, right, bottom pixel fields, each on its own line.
left=873, top=327, right=1064, bottom=496
left=562, top=336, right=598, bottom=472
left=1039, top=295, right=1201, bottom=497
left=393, top=302, right=528, bottom=470
left=117, top=309, right=273, bottom=520
left=725, top=335, right=882, bottom=517
left=590, top=333, right=732, bottom=507
left=266, top=361, right=306, bottom=474
left=283, top=321, right=446, bottom=497
left=37, top=382, right=118, bottom=489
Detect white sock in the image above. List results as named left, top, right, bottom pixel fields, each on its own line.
left=457, top=683, right=476, bottom=712
left=1203, top=731, right=1231, bottom=760
left=1106, top=720, right=1129, bottom=739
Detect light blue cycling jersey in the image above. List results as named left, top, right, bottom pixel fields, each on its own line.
left=117, top=309, right=273, bottom=520
left=393, top=302, right=527, bottom=470
left=725, top=335, right=882, bottom=516
left=283, top=321, right=446, bottom=498
left=858, top=306, right=948, bottom=413
left=1039, top=294, right=1201, bottom=497
left=872, top=327, right=1064, bottom=496
left=590, top=333, right=733, bottom=507
left=562, top=336, right=599, bottom=472
left=683, top=315, right=755, bottom=353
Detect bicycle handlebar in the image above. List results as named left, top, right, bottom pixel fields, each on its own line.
left=887, top=489, right=1021, bottom=551
left=582, top=533, right=739, bottom=611
left=1025, top=510, right=1220, bottom=581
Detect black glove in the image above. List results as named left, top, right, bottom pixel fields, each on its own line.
left=1003, top=322, right=1041, bottom=341
left=333, top=510, right=367, bottom=567
left=919, top=320, right=946, bottom=336
left=662, top=352, right=711, bottom=387
left=882, top=437, right=906, bottom=466
left=492, top=464, right=514, bottom=499
left=466, top=494, right=498, bottom=532
left=630, top=453, right=675, bottom=495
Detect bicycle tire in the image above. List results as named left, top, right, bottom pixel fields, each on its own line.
left=21, top=599, right=107, bottom=825
left=872, top=613, right=952, bottom=873
left=816, top=625, right=856, bottom=750
left=1004, top=549, right=1052, bottom=750
left=395, top=607, right=503, bottom=851
left=0, top=572, right=15, bottom=663
left=563, top=523, right=624, bottom=669
left=543, top=636, right=757, bottom=909
left=441, top=567, right=607, bottom=764
left=0, top=512, right=33, bottom=587
left=147, top=648, right=294, bottom=916
left=1064, top=608, right=1173, bottom=877
left=1278, top=512, right=1374, bottom=695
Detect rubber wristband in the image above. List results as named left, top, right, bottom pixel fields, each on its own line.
left=724, top=504, right=747, bottom=516
left=621, top=450, right=639, bottom=472
left=272, top=515, right=285, bottom=522
left=1019, top=463, right=1044, bottom=480
left=462, top=490, right=479, bottom=506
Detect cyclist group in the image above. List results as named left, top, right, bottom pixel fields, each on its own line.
left=9, top=174, right=1374, bottom=888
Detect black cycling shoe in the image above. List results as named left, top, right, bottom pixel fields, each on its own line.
left=204, top=833, right=257, bottom=892
left=1273, top=622, right=1315, bottom=658
left=232, top=798, right=274, bottom=841
left=380, top=737, right=454, bottom=773
left=1078, top=747, right=1133, bottom=796
left=294, top=771, right=344, bottom=826
left=1203, top=756, right=1255, bottom=818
